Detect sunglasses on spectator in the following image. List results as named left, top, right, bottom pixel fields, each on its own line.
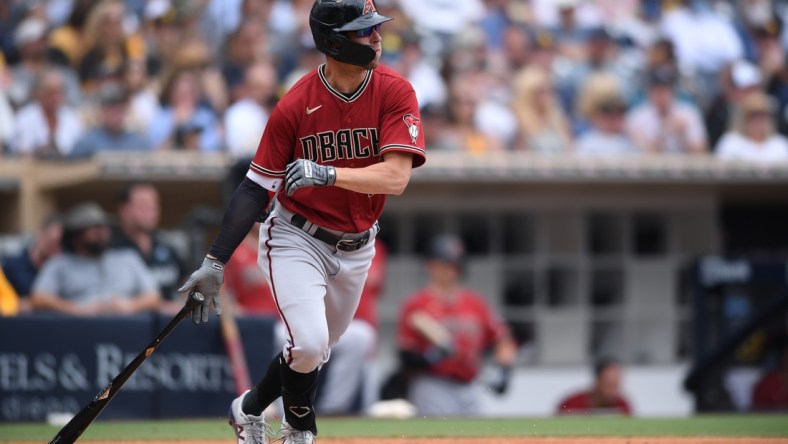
left=350, top=24, right=382, bottom=37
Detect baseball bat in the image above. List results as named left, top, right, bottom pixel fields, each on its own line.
left=219, top=297, right=252, bottom=396
left=409, top=310, right=452, bottom=348
left=48, top=292, right=204, bottom=444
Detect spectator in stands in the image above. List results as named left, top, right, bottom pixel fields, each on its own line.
left=123, top=58, right=162, bottom=135
left=78, top=0, right=145, bottom=91
left=69, top=82, right=152, bottom=158
left=397, top=0, right=485, bottom=58
left=139, top=0, right=182, bottom=78
left=751, top=339, right=788, bottom=411
left=48, top=0, right=97, bottom=69
left=512, top=66, right=573, bottom=152
left=30, top=202, right=160, bottom=315
left=148, top=67, right=222, bottom=151
left=660, top=0, right=744, bottom=98
left=224, top=61, right=276, bottom=158
left=715, top=91, right=788, bottom=164
left=554, top=26, right=636, bottom=121
left=574, top=73, right=638, bottom=155
left=110, top=182, right=185, bottom=313
left=432, top=76, right=505, bottom=153
left=170, top=38, right=229, bottom=115
left=705, top=60, right=764, bottom=148
left=11, top=69, right=84, bottom=158
left=1, top=213, right=63, bottom=312
left=396, top=234, right=518, bottom=416
left=557, top=357, right=632, bottom=415
left=7, top=17, right=83, bottom=108
left=393, top=32, right=447, bottom=112
left=221, top=18, right=269, bottom=103
left=625, top=66, right=708, bottom=155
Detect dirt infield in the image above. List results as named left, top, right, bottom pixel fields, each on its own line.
left=15, top=438, right=781, bottom=444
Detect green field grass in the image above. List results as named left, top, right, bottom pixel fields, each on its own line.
left=2, top=415, right=788, bottom=442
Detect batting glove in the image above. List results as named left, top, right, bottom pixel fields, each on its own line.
left=178, top=257, right=224, bottom=324
left=486, top=365, right=512, bottom=395
left=285, top=159, right=336, bottom=196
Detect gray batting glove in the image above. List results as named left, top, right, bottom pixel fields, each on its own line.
left=177, top=257, right=224, bottom=324
left=285, top=159, right=336, bottom=196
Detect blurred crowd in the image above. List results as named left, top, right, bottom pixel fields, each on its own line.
left=0, top=0, right=787, bottom=162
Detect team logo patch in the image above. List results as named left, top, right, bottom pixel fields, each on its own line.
left=363, top=0, right=376, bottom=14
left=402, top=114, right=421, bottom=144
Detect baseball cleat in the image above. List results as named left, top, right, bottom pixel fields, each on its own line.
left=228, top=390, right=274, bottom=444
left=280, top=420, right=316, bottom=444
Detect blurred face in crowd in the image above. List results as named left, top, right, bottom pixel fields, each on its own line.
left=102, top=100, right=129, bottom=133
left=427, top=260, right=462, bottom=289
left=169, top=71, right=200, bottom=108
left=99, top=3, right=126, bottom=45
left=75, top=225, right=111, bottom=257
left=246, top=63, right=277, bottom=105
left=35, top=221, right=63, bottom=264
left=592, top=101, right=627, bottom=134
left=37, top=72, right=66, bottom=113
left=124, top=60, right=148, bottom=92
left=121, top=185, right=160, bottom=234
left=743, top=108, right=773, bottom=141
left=595, top=364, right=623, bottom=404
left=649, top=84, right=674, bottom=113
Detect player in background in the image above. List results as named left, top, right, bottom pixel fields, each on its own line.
left=396, top=233, right=518, bottom=416
left=177, top=1, right=425, bottom=443
left=556, top=357, right=632, bottom=416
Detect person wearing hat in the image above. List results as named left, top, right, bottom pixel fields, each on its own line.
left=7, top=17, right=83, bottom=108
left=30, top=202, right=161, bottom=315
left=69, top=81, right=152, bottom=158
left=625, top=66, right=708, bottom=154
left=715, top=91, right=788, bottom=164
left=395, top=233, right=518, bottom=416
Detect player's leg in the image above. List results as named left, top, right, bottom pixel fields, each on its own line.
left=260, top=218, right=339, bottom=435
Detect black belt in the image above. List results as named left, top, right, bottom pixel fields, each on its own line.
left=290, top=214, right=370, bottom=252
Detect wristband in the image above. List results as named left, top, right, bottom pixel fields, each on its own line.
left=326, top=165, right=336, bottom=186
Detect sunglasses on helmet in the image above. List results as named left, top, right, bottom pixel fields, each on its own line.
left=353, top=23, right=382, bottom=37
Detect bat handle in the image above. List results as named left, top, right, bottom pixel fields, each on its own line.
left=186, top=291, right=205, bottom=310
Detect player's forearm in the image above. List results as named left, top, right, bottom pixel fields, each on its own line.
left=333, top=153, right=412, bottom=195
left=30, top=292, right=86, bottom=315
left=494, top=336, right=519, bottom=367
left=130, top=292, right=162, bottom=313
left=207, top=177, right=270, bottom=263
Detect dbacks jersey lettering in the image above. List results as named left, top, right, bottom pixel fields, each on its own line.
left=249, top=64, right=426, bottom=233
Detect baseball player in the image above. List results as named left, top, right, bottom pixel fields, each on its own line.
left=396, top=234, right=517, bottom=416
left=177, top=1, right=425, bottom=443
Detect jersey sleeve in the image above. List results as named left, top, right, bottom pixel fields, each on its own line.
left=478, top=296, right=511, bottom=347
left=379, top=79, right=426, bottom=168
left=248, top=105, right=297, bottom=192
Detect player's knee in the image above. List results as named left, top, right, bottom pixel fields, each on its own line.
left=290, top=339, right=329, bottom=372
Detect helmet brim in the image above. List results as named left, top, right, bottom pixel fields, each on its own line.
left=333, top=12, right=392, bottom=32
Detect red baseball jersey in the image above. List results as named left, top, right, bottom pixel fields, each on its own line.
left=249, top=64, right=426, bottom=233
left=557, top=391, right=632, bottom=416
left=397, top=287, right=511, bottom=382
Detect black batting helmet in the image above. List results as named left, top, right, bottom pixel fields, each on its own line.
left=309, top=0, right=392, bottom=66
